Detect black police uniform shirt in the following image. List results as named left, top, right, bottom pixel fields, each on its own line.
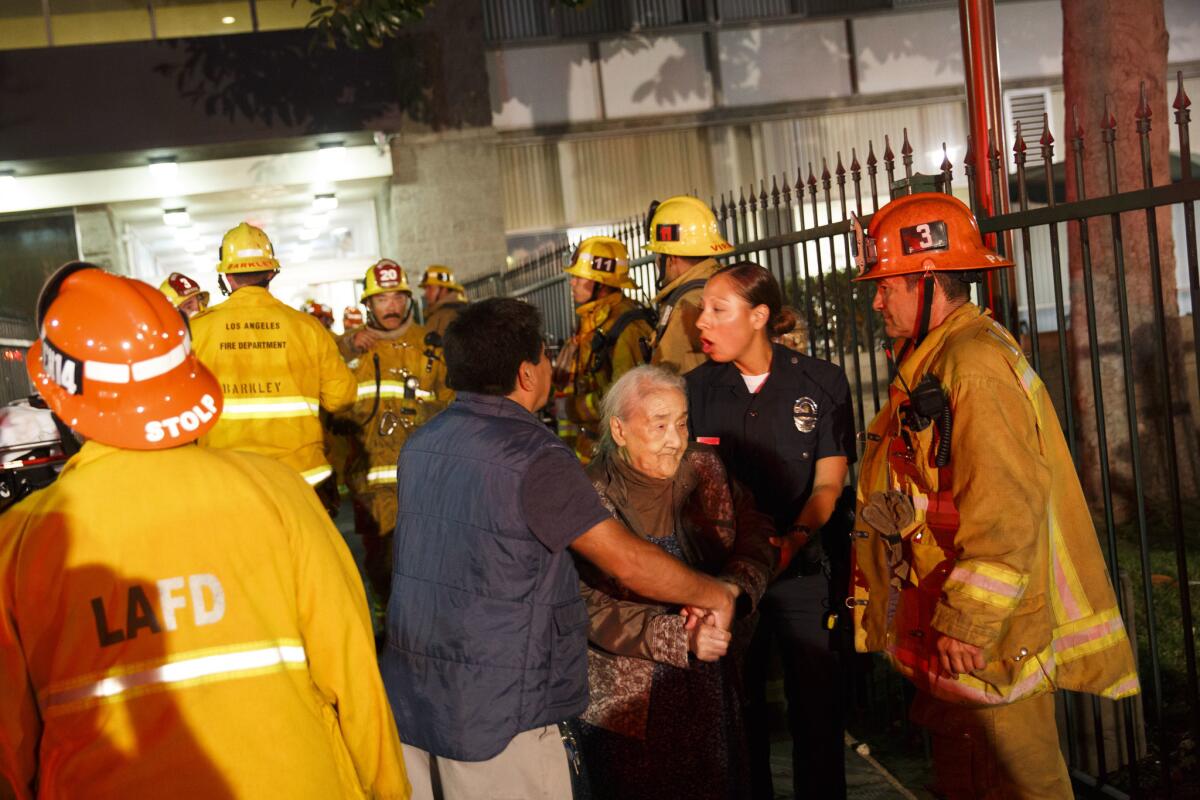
left=685, top=342, right=857, bottom=553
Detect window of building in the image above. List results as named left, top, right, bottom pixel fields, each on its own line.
left=49, top=1, right=154, bottom=47
left=254, top=0, right=312, bottom=32
left=0, top=1, right=50, bottom=50
left=152, top=1, right=252, bottom=40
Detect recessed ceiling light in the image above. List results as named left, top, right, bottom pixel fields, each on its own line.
left=312, top=193, right=338, bottom=212
left=162, top=207, right=190, bottom=226
left=149, top=157, right=178, bottom=179
left=221, top=16, right=236, bottom=25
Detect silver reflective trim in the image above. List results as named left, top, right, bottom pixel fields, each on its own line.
left=44, top=644, right=307, bottom=709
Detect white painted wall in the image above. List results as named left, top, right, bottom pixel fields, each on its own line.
left=995, top=0, right=1063, bottom=81
left=598, top=34, right=713, bottom=118
left=487, top=43, right=602, bottom=130
left=854, top=7, right=965, bottom=95
left=1167, top=0, right=1200, bottom=64
left=719, top=20, right=851, bottom=106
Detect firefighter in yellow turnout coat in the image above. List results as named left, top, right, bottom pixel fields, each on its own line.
left=192, top=223, right=357, bottom=498
left=340, top=260, right=451, bottom=601
left=553, top=236, right=653, bottom=461
left=847, top=194, right=1138, bottom=799
left=643, top=196, right=733, bottom=375
left=1, top=264, right=408, bottom=800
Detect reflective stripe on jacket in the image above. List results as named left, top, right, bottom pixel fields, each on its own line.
left=850, top=303, right=1140, bottom=706
left=192, top=287, right=356, bottom=483
left=344, top=322, right=451, bottom=492
left=0, top=442, right=409, bottom=799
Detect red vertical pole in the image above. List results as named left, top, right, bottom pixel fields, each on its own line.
left=959, top=0, right=1014, bottom=317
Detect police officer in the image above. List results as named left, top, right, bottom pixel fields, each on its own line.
left=192, top=223, right=357, bottom=511
left=643, top=195, right=734, bottom=375
left=158, top=271, right=209, bottom=319
left=418, top=265, right=468, bottom=338
left=686, top=262, right=857, bottom=799
left=552, top=236, right=654, bottom=461
left=848, top=193, right=1138, bottom=799
left=340, top=259, right=451, bottom=605
left=1, top=263, right=408, bottom=798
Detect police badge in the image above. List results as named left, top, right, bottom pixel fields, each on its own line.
left=793, top=396, right=818, bottom=433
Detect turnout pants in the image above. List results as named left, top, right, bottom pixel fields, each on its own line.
left=910, top=690, right=1072, bottom=800
left=352, top=488, right=397, bottom=602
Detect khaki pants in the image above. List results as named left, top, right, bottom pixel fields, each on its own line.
left=402, top=725, right=573, bottom=800
left=911, top=690, right=1072, bottom=800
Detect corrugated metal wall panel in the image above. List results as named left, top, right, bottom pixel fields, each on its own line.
left=558, top=128, right=715, bottom=224
left=499, top=142, right=567, bottom=232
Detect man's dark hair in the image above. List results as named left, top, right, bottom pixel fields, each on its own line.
left=443, top=298, right=544, bottom=395
left=905, top=271, right=973, bottom=303
left=228, top=270, right=275, bottom=289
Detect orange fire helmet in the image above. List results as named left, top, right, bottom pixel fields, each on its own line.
left=343, top=306, right=365, bottom=329
left=27, top=263, right=223, bottom=450
left=850, top=193, right=1013, bottom=282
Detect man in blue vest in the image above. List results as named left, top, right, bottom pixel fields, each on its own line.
left=381, top=298, right=739, bottom=799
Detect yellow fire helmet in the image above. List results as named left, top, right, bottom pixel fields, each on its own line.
left=419, top=265, right=465, bottom=293
left=361, top=259, right=412, bottom=303
left=564, top=236, right=637, bottom=290
left=158, top=272, right=210, bottom=311
left=217, top=222, right=280, bottom=274
left=644, top=195, right=733, bottom=257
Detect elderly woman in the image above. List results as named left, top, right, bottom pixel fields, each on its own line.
left=575, top=365, right=775, bottom=800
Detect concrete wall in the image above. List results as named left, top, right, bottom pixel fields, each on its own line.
left=386, top=130, right=509, bottom=282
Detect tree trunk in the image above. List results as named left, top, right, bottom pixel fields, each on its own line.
left=1062, top=0, right=1196, bottom=518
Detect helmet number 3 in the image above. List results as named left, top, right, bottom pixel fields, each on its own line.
left=900, top=220, right=949, bottom=255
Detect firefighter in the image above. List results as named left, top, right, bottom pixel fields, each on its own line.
left=191, top=223, right=356, bottom=512
left=344, top=306, right=365, bottom=332
left=340, top=259, right=451, bottom=604
left=1, top=263, right=409, bottom=798
left=302, top=299, right=336, bottom=331
left=552, top=236, right=654, bottom=462
left=158, top=271, right=209, bottom=319
left=643, top=195, right=734, bottom=375
left=418, top=265, right=467, bottom=338
left=848, top=193, right=1139, bottom=799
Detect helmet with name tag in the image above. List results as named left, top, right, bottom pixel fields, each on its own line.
left=28, top=263, right=222, bottom=450
left=644, top=195, right=732, bottom=257
left=159, top=271, right=210, bottom=315
left=850, top=192, right=1013, bottom=282
left=564, top=236, right=637, bottom=289
left=217, top=222, right=280, bottom=274
left=361, top=259, right=412, bottom=303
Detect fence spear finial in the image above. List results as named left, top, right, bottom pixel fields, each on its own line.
left=900, top=127, right=913, bottom=158
left=940, top=142, right=953, bottom=173
left=1072, top=104, right=1085, bottom=141
left=1039, top=112, right=1054, bottom=150
left=850, top=147, right=861, bottom=175
left=866, top=140, right=877, bottom=169
left=1174, top=69, right=1191, bottom=113
left=1102, top=95, right=1117, bottom=133
left=1013, top=120, right=1027, bottom=159
left=883, top=134, right=894, bottom=164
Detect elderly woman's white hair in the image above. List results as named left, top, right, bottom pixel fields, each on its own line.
left=597, top=365, right=687, bottom=455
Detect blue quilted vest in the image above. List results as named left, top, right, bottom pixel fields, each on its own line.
left=379, top=392, right=590, bottom=761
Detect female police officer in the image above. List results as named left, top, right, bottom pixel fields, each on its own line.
left=686, top=262, right=856, bottom=799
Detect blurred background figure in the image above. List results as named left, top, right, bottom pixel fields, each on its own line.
left=418, top=265, right=468, bottom=339
left=158, top=271, right=209, bottom=319
left=344, top=305, right=366, bottom=331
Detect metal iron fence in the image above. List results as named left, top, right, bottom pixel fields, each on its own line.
left=467, top=73, right=1200, bottom=797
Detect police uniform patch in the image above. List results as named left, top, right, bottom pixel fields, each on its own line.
left=793, top=396, right=818, bottom=433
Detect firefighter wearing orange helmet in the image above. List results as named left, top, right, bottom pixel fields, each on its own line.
left=344, top=306, right=366, bottom=331
left=338, top=260, right=451, bottom=606
left=190, top=223, right=357, bottom=511
left=302, top=299, right=336, bottom=331
left=0, top=263, right=409, bottom=798
left=643, top=196, right=733, bottom=375
left=848, top=192, right=1138, bottom=799
left=552, top=236, right=653, bottom=461
left=158, top=271, right=210, bottom=319
left=417, top=265, right=467, bottom=339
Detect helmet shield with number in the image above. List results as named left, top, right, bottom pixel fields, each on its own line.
left=851, top=193, right=1013, bottom=281
left=28, top=262, right=222, bottom=450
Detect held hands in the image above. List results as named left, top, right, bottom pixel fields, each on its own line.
left=934, top=633, right=987, bottom=678
left=687, top=613, right=732, bottom=662
left=680, top=580, right=740, bottom=633
left=352, top=328, right=383, bottom=352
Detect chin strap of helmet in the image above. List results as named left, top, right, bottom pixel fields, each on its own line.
left=899, top=272, right=937, bottom=362
left=655, top=254, right=669, bottom=290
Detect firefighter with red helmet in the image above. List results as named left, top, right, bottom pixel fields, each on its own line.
left=417, top=265, right=467, bottom=339
left=191, top=223, right=357, bottom=512
left=339, top=260, right=451, bottom=606
left=0, top=263, right=409, bottom=798
left=849, top=192, right=1138, bottom=798
left=552, top=236, right=654, bottom=461
left=344, top=306, right=366, bottom=331
left=158, top=271, right=209, bottom=319
left=643, top=196, right=734, bottom=375
left=302, top=299, right=336, bottom=331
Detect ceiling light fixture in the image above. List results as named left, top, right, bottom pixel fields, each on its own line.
left=162, top=207, right=190, bottom=227
left=148, top=157, right=178, bottom=179
left=312, top=193, right=338, bottom=212
left=0, top=170, right=15, bottom=187
left=221, top=16, right=236, bottom=25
